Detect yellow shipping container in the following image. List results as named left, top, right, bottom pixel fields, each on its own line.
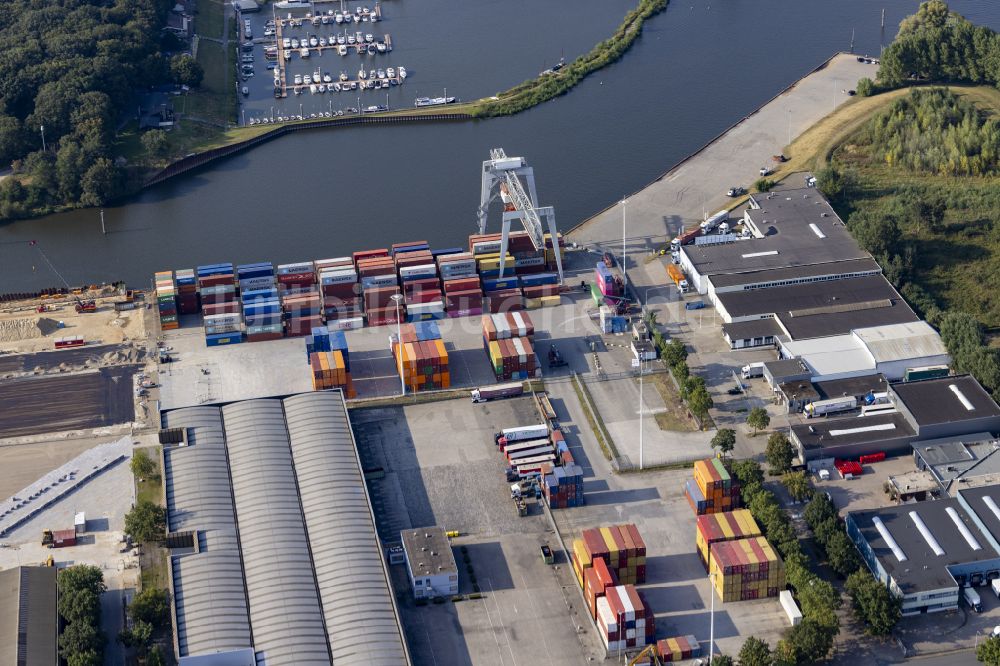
left=539, top=295, right=562, bottom=307
left=573, top=539, right=592, bottom=570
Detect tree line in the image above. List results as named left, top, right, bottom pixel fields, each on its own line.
left=874, top=1, right=1000, bottom=90
left=0, top=0, right=202, bottom=220
left=58, top=565, right=106, bottom=666
left=471, top=0, right=668, bottom=118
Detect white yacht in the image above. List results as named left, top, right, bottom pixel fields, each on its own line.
left=358, top=68, right=367, bottom=79
left=291, top=38, right=300, bottom=48
left=334, top=12, right=344, bottom=23
left=300, top=47, right=310, bottom=57
left=365, top=33, right=373, bottom=43
left=386, top=67, right=395, bottom=78
left=398, top=66, right=407, bottom=79
left=309, top=36, right=318, bottom=47
left=339, top=45, right=348, bottom=56
left=376, top=42, right=387, bottom=53
left=323, top=73, right=332, bottom=83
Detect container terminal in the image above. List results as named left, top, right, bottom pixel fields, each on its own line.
left=8, top=139, right=1000, bottom=665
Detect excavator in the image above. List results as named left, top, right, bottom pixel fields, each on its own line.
left=627, top=643, right=664, bottom=666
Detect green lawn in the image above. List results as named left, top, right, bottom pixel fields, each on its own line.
left=185, top=40, right=234, bottom=124
left=196, top=0, right=226, bottom=39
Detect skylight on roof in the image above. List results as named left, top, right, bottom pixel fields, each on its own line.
left=829, top=423, right=897, bottom=437
left=741, top=251, right=779, bottom=259
left=809, top=223, right=826, bottom=239
left=949, top=384, right=975, bottom=411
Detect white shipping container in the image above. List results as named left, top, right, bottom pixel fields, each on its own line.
left=313, top=257, right=352, bottom=269
left=506, top=446, right=554, bottom=461
left=361, top=275, right=398, bottom=289
left=510, top=312, right=529, bottom=337
left=405, top=300, right=445, bottom=315
left=501, top=424, right=549, bottom=442
left=779, top=590, right=802, bottom=626
left=203, top=313, right=242, bottom=325
left=277, top=262, right=314, bottom=274
left=319, top=269, right=358, bottom=285
left=472, top=240, right=502, bottom=255
left=326, top=316, right=364, bottom=331
left=398, top=263, right=437, bottom=278
left=239, top=276, right=276, bottom=291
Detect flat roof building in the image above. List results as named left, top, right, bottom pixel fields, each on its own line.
left=679, top=187, right=871, bottom=297
left=891, top=375, right=1000, bottom=439
left=401, top=527, right=459, bottom=599
left=0, top=566, right=57, bottom=666
left=912, top=434, right=1000, bottom=494
left=847, top=491, right=1000, bottom=615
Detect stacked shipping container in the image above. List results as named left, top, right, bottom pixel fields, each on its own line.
left=709, top=536, right=785, bottom=602
left=174, top=269, right=199, bottom=315
left=595, top=585, right=655, bottom=653
left=685, top=458, right=742, bottom=515
left=238, top=263, right=283, bottom=343
left=198, top=264, right=242, bottom=345
left=391, top=322, right=450, bottom=391
left=572, top=524, right=647, bottom=587
left=654, top=636, right=702, bottom=662
left=543, top=462, right=583, bottom=508
left=306, top=327, right=355, bottom=397
left=316, top=257, right=363, bottom=329
left=695, top=510, right=761, bottom=569
left=583, top=557, right=617, bottom=620
left=154, top=271, right=178, bottom=331
left=482, top=313, right=538, bottom=381
left=276, top=262, right=320, bottom=337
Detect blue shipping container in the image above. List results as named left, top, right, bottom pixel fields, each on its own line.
left=205, top=332, right=244, bottom=346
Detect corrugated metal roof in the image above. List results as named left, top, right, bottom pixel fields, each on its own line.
left=221, top=400, right=331, bottom=666
left=162, top=407, right=252, bottom=658
left=853, top=321, right=948, bottom=363
left=283, top=392, right=409, bottom=666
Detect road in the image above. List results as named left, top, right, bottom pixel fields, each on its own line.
left=569, top=53, right=874, bottom=255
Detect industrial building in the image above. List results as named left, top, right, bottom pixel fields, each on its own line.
left=0, top=566, right=57, bottom=666
left=912, top=434, right=1000, bottom=493
left=401, top=526, right=459, bottom=599
left=846, top=486, right=1000, bottom=615
left=791, top=375, right=1000, bottom=462
left=161, top=391, right=410, bottom=666
left=678, top=187, right=872, bottom=299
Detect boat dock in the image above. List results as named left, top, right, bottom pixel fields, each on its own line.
left=278, top=74, right=404, bottom=99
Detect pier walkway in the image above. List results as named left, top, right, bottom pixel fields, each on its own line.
left=569, top=53, right=874, bottom=260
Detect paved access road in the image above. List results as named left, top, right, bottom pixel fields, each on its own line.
left=569, top=53, right=874, bottom=253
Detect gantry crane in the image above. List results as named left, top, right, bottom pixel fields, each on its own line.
left=477, top=148, right=564, bottom=284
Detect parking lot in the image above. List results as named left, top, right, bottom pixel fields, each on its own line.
left=352, top=384, right=790, bottom=661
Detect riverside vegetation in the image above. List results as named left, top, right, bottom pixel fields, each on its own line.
left=471, top=0, right=668, bottom=117
left=820, top=1, right=1000, bottom=401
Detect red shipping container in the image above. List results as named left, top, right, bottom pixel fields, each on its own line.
left=365, top=286, right=402, bottom=309
left=285, top=314, right=323, bottom=337
left=395, top=253, right=435, bottom=270
left=278, top=272, right=315, bottom=286
left=366, top=306, right=402, bottom=327
left=198, top=274, right=235, bottom=288
left=406, top=290, right=443, bottom=305
left=391, top=240, right=428, bottom=253
left=444, top=277, right=482, bottom=293
left=246, top=331, right=284, bottom=343
left=402, top=277, right=441, bottom=293
left=353, top=249, right=390, bottom=264
left=203, top=302, right=240, bottom=315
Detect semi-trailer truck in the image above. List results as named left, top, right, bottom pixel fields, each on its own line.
left=669, top=226, right=703, bottom=253
left=471, top=381, right=524, bottom=403
left=667, top=264, right=689, bottom=293
left=741, top=362, right=765, bottom=379
left=804, top=396, right=857, bottom=418
left=965, top=586, right=983, bottom=613
left=700, top=210, right=729, bottom=234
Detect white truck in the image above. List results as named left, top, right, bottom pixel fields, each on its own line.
left=991, top=578, right=1000, bottom=599
left=700, top=210, right=729, bottom=234
left=804, top=396, right=857, bottom=418
left=741, top=362, right=765, bottom=379
left=965, top=586, right=983, bottom=613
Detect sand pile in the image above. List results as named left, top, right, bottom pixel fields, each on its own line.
left=0, top=318, right=43, bottom=342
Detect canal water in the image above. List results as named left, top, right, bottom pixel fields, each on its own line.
left=2, top=0, right=999, bottom=291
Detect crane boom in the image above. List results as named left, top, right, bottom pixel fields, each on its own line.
left=477, top=148, right=564, bottom=283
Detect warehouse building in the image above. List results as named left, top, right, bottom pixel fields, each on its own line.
left=401, top=526, right=459, bottom=599
left=0, top=566, right=57, bottom=666
left=162, top=391, right=410, bottom=666
left=678, top=187, right=871, bottom=298
left=846, top=489, right=1000, bottom=615
left=912, top=434, right=1000, bottom=494
left=790, top=375, right=1000, bottom=462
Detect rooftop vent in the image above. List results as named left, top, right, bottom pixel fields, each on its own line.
left=949, top=384, right=975, bottom=411
left=909, top=511, right=945, bottom=556
left=873, top=516, right=907, bottom=562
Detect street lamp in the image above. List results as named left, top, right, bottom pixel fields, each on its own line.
left=391, top=293, right=405, bottom=396
left=709, top=571, right=716, bottom=660
left=621, top=197, right=628, bottom=295
left=638, top=353, right=645, bottom=470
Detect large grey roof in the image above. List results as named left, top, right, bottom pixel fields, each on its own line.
left=0, top=566, right=57, bottom=666
left=684, top=188, right=869, bottom=277
left=284, top=392, right=409, bottom=665
left=162, top=407, right=252, bottom=658
left=893, top=375, right=1000, bottom=427
left=708, top=258, right=882, bottom=289
left=221, top=400, right=331, bottom=666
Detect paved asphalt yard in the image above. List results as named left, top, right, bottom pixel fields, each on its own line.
left=0, top=366, right=138, bottom=438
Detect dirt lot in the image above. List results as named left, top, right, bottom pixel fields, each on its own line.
left=0, top=366, right=138, bottom=438
left=0, top=436, right=108, bottom=499
left=0, top=294, right=147, bottom=355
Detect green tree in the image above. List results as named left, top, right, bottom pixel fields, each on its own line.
left=147, top=646, right=167, bottom=666
left=131, top=449, right=157, bottom=480
left=855, top=76, right=876, bottom=97
left=121, top=619, right=153, bottom=654
left=688, top=385, right=714, bottom=420
left=79, top=157, right=119, bottom=207
left=128, top=587, right=170, bottom=627
left=754, top=178, right=775, bottom=192
left=59, top=620, right=103, bottom=664
left=711, top=656, right=734, bottom=666
left=979, top=635, right=1000, bottom=666
left=825, top=531, right=862, bottom=577
left=124, top=499, right=166, bottom=543
left=661, top=338, right=688, bottom=367
left=765, top=432, right=794, bottom=474
left=746, top=407, right=770, bottom=436
left=0, top=114, right=26, bottom=165
left=783, top=619, right=836, bottom=664
left=848, top=207, right=901, bottom=259
left=59, top=586, right=101, bottom=625
left=58, top=565, right=106, bottom=598
left=846, top=570, right=902, bottom=636
left=815, top=165, right=853, bottom=201
left=781, top=471, right=813, bottom=502
left=140, top=129, right=169, bottom=158
left=711, top=428, right=736, bottom=458
left=170, top=54, right=204, bottom=87
left=737, top=635, right=772, bottom=666
left=804, top=493, right=838, bottom=529
left=731, top=459, right=764, bottom=489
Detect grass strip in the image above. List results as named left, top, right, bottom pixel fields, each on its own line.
left=571, top=373, right=618, bottom=462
